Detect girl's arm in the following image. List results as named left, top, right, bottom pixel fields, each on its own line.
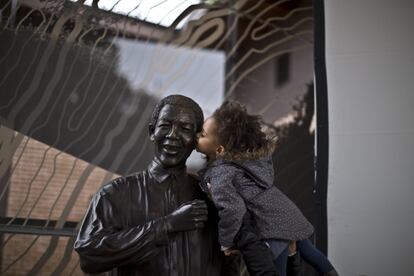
left=209, top=166, right=246, bottom=248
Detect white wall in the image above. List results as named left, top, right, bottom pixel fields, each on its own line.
left=325, top=1, right=414, bottom=275
left=116, top=38, right=225, bottom=116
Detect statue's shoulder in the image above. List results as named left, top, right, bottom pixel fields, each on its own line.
left=99, top=171, right=147, bottom=197
left=187, top=172, right=201, bottom=183
left=98, top=176, right=125, bottom=197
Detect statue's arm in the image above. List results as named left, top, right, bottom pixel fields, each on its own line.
left=74, top=191, right=168, bottom=274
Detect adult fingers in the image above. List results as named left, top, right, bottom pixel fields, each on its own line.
left=191, top=199, right=206, bottom=205
left=194, top=215, right=208, bottom=222
left=192, top=208, right=208, bottom=215
left=229, top=249, right=240, bottom=255
left=191, top=200, right=207, bottom=208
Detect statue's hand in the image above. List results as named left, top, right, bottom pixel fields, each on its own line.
left=165, top=199, right=208, bottom=233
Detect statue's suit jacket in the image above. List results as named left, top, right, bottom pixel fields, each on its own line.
left=74, top=161, right=227, bottom=276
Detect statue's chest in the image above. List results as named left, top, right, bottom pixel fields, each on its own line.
left=143, top=177, right=201, bottom=221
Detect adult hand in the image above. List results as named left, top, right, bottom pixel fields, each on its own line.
left=224, top=248, right=240, bottom=256
left=288, top=241, right=297, bottom=256
left=165, top=200, right=208, bottom=233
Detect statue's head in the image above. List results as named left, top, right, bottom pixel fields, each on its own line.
left=149, top=95, right=204, bottom=168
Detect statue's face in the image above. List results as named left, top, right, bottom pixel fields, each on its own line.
left=150, top=104, right=197, bottom=168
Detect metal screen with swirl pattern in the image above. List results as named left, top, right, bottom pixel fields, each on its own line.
left=0, top=0, right=315, bottom=274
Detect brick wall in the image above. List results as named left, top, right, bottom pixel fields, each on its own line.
left=1, top=135, right=119, bottom=275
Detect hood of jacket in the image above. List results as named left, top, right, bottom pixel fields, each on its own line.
left=213, top=139, right=276, bottom=188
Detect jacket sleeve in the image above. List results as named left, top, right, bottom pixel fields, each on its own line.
left=74, top=184, right=169, bottom=274
left=209, top=167, right=246, bottom=248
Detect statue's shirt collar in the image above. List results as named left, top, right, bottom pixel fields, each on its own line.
left=148, top=159, right=187, bottom=183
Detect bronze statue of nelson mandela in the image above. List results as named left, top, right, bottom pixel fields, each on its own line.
left=74, top=95, right=230, bottom=276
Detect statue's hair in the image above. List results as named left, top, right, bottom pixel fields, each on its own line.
left=150, top=94, right=204, bottom=133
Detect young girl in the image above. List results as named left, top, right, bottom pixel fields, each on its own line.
left=196, top=101, right=338, bottom=276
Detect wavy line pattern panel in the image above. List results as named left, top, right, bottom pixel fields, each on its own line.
left=0, top=0, right=314, bottom=274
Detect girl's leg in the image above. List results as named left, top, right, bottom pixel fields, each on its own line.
left=296, top=239, right=334, bottom=274
left=273, top=247, right=288, bottom=276
left=239, top=240, right=280, bottom=276
left=265, top=239, right=289, bottom=276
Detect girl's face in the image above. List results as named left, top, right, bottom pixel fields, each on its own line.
left=196, top=117, right=223, bottom=160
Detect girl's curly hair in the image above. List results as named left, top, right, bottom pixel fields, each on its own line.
left=212, top=101, right=276, bottom=158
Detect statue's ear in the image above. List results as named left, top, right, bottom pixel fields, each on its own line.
left=149, top=124, right=155, bottom=141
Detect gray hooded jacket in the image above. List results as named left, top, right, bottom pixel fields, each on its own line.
left=200, top=153, right=314, bottom=248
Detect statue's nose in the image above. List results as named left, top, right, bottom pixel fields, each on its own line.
left=166, top=125, right=179, bottom=138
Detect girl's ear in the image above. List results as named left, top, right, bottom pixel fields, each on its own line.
left=216, top=145, right=225, bottom=156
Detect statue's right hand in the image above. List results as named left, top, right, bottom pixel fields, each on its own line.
left=165, top=200, right=208, bottom=233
